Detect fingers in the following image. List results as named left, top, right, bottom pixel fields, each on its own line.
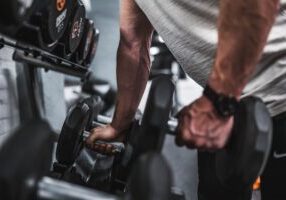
left=175, top=112, right=232, bottom=151
left=85, top=125, right=122, bottom=155
left=86, top=127, right=100, bottom=146
left=176, top=115, right=196, bottom=148
left=88, top=142, right=116, bottom=155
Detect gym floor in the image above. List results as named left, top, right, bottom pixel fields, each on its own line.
left=87, top=1, right=201, bottom=199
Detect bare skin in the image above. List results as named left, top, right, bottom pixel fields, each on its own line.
left=176, top=0, right=280, bottom=149
left=87, top=0, right=280, bottom=153
left=86, top=0, right=153, bottom=152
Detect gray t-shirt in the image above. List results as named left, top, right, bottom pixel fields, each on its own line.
left=135, top=0, right=286, bottom=116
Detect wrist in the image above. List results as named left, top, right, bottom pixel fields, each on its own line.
left=208, top=68, right=243, bottom=100
left=203, top=84, right=239, bottom=118
left=110, top=119, right=131, bottom=133
left=111, top=109, right=135, bottom=133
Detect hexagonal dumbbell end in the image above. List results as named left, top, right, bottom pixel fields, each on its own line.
left=215, top=96, right=272, bottom=191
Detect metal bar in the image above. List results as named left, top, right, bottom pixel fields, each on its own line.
left=13, top=51, right=88, bottom=78
left=37, top=177, right=119, bottom=200
left=0, top=37, right=89, bottom=78
left=97, top=115, right=112, bottom=124
left=82, top=131, right=125, bottom=154
left=167, top=119, right=178, bottom=134
left=95, top=114, right=178, bottom=135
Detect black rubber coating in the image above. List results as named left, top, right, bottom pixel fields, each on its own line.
left=0, top=0, right=37, bottom=25
left=0, top=119, right=54, bottom=200
left=130, top=153, right=173, bottom=200
left=215, top=96, right=272, bottom=191
left=67, top=0, right=86, bottom=53
left=85, top=28, right=99, bottom=65
left=77, top=19, right=94, bottom=62
left=56, top=102, right=90, bottom=166
left=41, top=0, right=73, bottom=43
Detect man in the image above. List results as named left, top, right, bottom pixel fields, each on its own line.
left=86, top=0, right=286, bottom=199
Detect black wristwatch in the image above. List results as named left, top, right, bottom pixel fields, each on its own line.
left=203, top=84, right=239, bottom=118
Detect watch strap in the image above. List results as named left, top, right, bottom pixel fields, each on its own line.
left=203, top=84, right=239, bottom=118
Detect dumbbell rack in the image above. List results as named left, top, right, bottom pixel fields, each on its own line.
left=0, top=37, right=89, bottom=79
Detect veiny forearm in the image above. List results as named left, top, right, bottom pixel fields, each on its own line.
left=110, top=0, right=153, bottom=131
left=111, top=38, right=152, bottom=131
left=209, top=0, right=279, bottom=98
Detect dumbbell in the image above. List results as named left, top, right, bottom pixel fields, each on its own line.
left=0, top=119, right=173, bottom=200
left=141, top=76, right=273, bottom=191
left=56, top=76, right=175, bottom=167
left=0, top=0, right=73, bottom=50
left=56, top=96, right=134, bottom=187
left=40, top=152, right=173, bottom=200
left=55, top=78, right=174, bottom=190
left=59, top=75, right=272, bottom=192
left=56, top=96, right=126, bottom=167
left=85, top=76, right=272, bottom=191
left=53, top=0, right=86, bottom=58
left=17, top=0, right=74, bottom=49
left=37, top=0, right=73, bottom=45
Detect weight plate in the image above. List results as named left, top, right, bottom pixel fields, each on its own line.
left=68, top=0, right=86, bottom=53
left=0, top=119, right=54, bottom=200
left=41, top=0, right=72, bottom=43
left=215, top=97, right=272, bottom=191
left=77, top=19, right=94, bottom=62
left=56, top=102, right=90, bottom=166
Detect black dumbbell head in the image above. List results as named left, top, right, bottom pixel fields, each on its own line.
left=40, top=0, right=73, bottom=43
left=130, top=153, right=172, bottom=200
left=85, top=28, right=99, bottom=65
left=132, top=76, right=175, bottom=156
left=66, top=0, right=86, bottom=54
left=81, top=96, right=103, bottom=131
left=0, top=119, right=54, bottom=200
left=215, top=96, right=272, bottom=191
left=129, top=153, right=173, bottom=200
left=56, top=102, right=90, bottom=166
left=0, top=0, right=38, bottom=25
left=76, top=18, right=95, bottom=63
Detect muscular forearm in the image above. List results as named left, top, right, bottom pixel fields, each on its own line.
left=209, top=0, right=279, bottom=98
left=111, top=36, right=152, bottom=131
left=111, top=0, right=153, bottom=131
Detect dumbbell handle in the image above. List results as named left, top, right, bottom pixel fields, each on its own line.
left=92, top=115, right=178, bottom=135
left=37, top=176, right=119, bottom=200
left=82, top=131, right=125, bottom=154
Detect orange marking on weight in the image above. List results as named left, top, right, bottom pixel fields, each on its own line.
left=56, top=0, right=66, bottom=12
left=253, top=177, right=261, bottom=190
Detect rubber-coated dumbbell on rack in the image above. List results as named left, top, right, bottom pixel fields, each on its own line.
left=0, top=0, right=99, bottom=79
